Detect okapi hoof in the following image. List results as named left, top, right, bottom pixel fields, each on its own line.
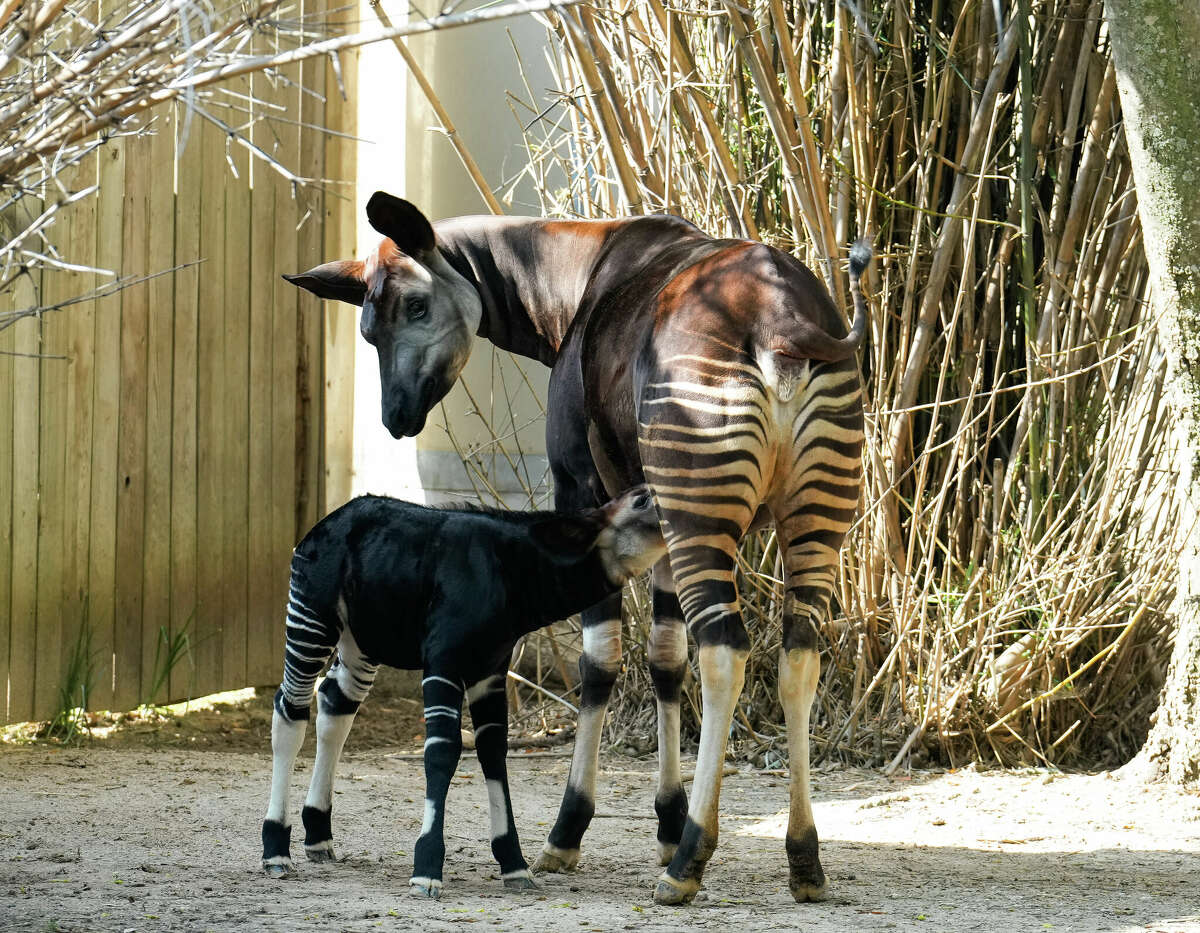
left=656, top=841, right=678, bottom=867
left=409, top=877, right=443, bottom=899
left=532, top=844, right=579, bottom=874
left=789, top=876, right=828, bottom=903
left=653, top=872, right=700, bottom=905
left=262, top=859, right=295, bottom=879
left=501, top=869, right=538, bottom=892
left=304, top=841, right=336, bottom=863
left=786, top=829, right=826, bottom=902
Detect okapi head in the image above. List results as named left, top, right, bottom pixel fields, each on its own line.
left=283, top=192, right=481, bottom=438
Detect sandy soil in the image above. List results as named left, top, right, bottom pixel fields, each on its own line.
left=3, top=689, right=1200, bottom=933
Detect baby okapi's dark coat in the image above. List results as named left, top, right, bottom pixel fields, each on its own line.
left=261, top=486, right=663, bottom=898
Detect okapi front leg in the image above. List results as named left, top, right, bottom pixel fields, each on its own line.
left=411, top=673, right=465, bottom=898
left=648, top=560, right=689, bottom=866
left=535, top=593, right=622, bottom=873
left=467, top=671, right=536, bottom=891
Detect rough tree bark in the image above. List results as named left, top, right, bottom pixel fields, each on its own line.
left=1106, top=0, right=1200, bottom=783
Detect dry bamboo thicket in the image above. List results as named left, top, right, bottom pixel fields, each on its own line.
left=491, top=0, right=1179, bottom=770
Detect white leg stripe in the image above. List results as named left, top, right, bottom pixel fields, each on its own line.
left=424, top=736, right=453, bottom=750
left=486, top=778, right=508, bottom=841
left=474, top=722, right=501, bottom=739
left=421, top=798, right=437, bottom=836
left=423, top=676, right=464, bottom=693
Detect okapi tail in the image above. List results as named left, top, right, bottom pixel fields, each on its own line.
left=837, top=239, right=873, bottom=359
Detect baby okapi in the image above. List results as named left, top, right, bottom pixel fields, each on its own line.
left=261, top=485, right=665, bottom=897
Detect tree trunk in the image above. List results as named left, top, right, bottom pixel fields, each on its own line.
left=1106, top=0, right=1200, bottom=783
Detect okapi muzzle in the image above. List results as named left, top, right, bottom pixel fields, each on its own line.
left=282, top=191, right=482, bottom=439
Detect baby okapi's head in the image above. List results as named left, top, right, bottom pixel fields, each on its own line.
left=531, top=485, right=666, bottom=583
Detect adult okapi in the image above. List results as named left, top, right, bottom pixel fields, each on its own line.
left=284, top=192, right=868, bottom=905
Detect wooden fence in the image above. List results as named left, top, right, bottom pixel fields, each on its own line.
left=0, top=37, right=358, bottom=725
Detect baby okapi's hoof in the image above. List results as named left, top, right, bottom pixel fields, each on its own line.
left=531, top=844, right=579, bottom=874
left=409, top=877, right=443, bottom=899
left=501, top=869, right=538, bottom=892
left=262, top=820, right=294, bottom=878
left=653, top=872, right=700, bottom=905
left=304, top=841, right=336, bottom=863
left=262, top=859, right=295, bottom=879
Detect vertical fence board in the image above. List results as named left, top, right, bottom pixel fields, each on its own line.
left=194, top=117, right=228, bottom=700
left=222, top=84, right=253, bottom=693
left=34, top=219, right=70, bottom=722
left=171, top=109, right=202, bottom=704
left=142, top=110, right=177, bottom=705
left=88, top=139, right=127, bottom=713
left=10, top=274, right=41, bottom=725
left=271, top=60, right=302, bottom=670
left=246, top=60, right=283, bottom=688
left=322, top=39, right=357, bottom=516
left=113, top=132, right=152, bottom=712
left=297, top=0, right=328, bottom=532
left=0, top=278, right=15, bottom=724
left=63, top=150, right=98, bottom=717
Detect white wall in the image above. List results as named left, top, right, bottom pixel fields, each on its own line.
left=350, top=0, right=555, bottom=505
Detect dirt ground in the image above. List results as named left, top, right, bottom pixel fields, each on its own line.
left=3, top=682, right=1200, bottom=933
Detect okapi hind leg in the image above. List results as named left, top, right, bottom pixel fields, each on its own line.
left=263, top=576, right=339, bottom=877
left=301, top=631, right=379, bottom=864
left=263, top=692, right=311, bottom=877
left=648, top=560, right=689, bottom=866
left=534, top=592, right=623, bottom=874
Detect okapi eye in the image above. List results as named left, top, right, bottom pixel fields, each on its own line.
left=632, top=492, right=651, bottom=510
left=406, top=296, right=428, bottom=320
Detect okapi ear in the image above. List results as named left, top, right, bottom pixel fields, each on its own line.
left=529, top=513, right=604, bottom=563
left=366, top=191, right=436, bottom=259
left=282, top=259, right=366, bottom=307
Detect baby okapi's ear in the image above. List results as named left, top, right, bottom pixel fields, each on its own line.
left=282, top=259, right=366, bottom=307
left=529, top=512, right=605, bottom=563
left=366, top=191, right=436, bottom=259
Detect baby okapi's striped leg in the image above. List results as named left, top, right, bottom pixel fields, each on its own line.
left=467, top=671, right=536, bottom=891
left=534, top=592, right=623, bottom=873
left=301, top=629, right=379, bottom=863
left=648, top=559, right=689, bottom=866
left=410, top=673, right=466, bottom=898
left=263, top=574, right=339, bottom=876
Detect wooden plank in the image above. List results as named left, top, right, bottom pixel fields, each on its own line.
left=0, top=261, right=15, bottom=724
left=221, top=76, right=252, bottom=693
left=113, top=129, right=152, bottom=712
left=33, top=201, right=71, bottom=721
left=9, top=272, right=41, bottom=724
left=296, top=0, right=328, bottom=531
left=62, top=150, right=98, bottom=720
left=141, top=105, right=177, bottom=705
left=322, top=36, right=357, bottom=515
left=271, top=57, right=301, bottom=672
left=246, top=58, right=282, bottom=688
left=194, top=114, right=227, bottom=699
left=89, top=138, right=126, bottom=713
left=171, top=104, right=201, bottom=703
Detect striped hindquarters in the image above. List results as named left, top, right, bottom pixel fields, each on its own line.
left=275, top=559, right=340, bottom=720
left=637, top=349, right=863, bottom=647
